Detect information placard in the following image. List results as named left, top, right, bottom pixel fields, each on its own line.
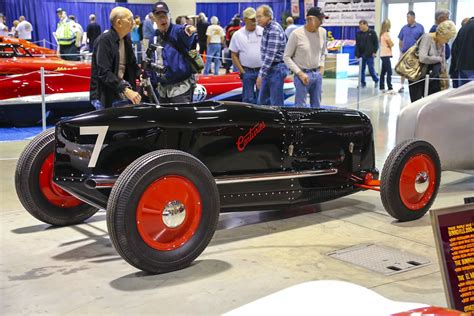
left=431, top=204, right=474, bottom=313
left=291, top=0, right=300, bottom=17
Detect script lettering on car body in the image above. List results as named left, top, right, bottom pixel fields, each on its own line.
left=236, top=121, right=266, bottom=152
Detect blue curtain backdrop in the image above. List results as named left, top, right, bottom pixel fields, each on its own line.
left=0, top=0, right=360, bottom=48
left=196, top=1, right=288, bottom=29
left=196, top=0, right=358, bottom=40
left=0, top=0, right=152, bottom=48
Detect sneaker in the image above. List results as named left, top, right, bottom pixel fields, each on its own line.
left=398, top=87, right=404, bottom=93
left=358, top=83, right=366, bottom=88
left=380, top=88, right=386, bottom=93
left=374, top=81, right=379, bottom=88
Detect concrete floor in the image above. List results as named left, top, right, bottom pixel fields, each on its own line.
left=1, top=78, right=473, bottom=315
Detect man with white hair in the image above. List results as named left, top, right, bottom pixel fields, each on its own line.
left=86, top=14, right=101, bottom=52
left=256, top=5, right=288, bottom=106
left=90, top=7, right=141, bottom=109
left=16, top=16, right=33, bottom=40
left=285, top=16, right=298, bottom=38
left=203, top=16, right=225, bottom=75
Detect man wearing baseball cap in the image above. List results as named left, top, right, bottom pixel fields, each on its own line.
left=151, top=1, right=198, bottom=103
left=229, top=7, right=264, bottom=104
left=284, top=7, right=328, bottom=108
left=54, top=8, right=81, bottom=60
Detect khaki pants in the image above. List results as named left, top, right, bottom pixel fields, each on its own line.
left=142, top=38, right=149, bottom=60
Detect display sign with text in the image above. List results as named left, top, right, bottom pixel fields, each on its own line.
left=431, top=204, right=474, bottom=313
left=318, top=0, right=376, bottom=26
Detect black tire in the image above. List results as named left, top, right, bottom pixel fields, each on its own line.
left=15, top=128, right=99, bottom=226
left=107, top=150, right=220, bottom=274
left=381, top=139, right=441, bottom=221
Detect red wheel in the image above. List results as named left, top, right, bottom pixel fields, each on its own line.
left=137, top=176, right=202, bottom=251
left=39, top=153, right=83, bottom=208
left=107, top=150, right=220, bottom=274
left=399, top=154, right=436, bottom=211
left=15, top=128, right=98, bottom=226
left=381, top=139, right=441, bottom=221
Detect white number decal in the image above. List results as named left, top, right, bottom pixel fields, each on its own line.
left=80, top=126, right=109, bottom=168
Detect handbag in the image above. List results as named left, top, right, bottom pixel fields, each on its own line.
left=395, top=38, right=428, bottom=81
left=187, top=49, right=204, bottom=74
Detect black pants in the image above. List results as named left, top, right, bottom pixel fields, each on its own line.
left=408, top=63, right=441, bottom=103
left=59, top=43, right=80, bottom=61
left=158, top=87, right=194, bottom=104
left=380, top=57, right=392, bottom=90
left=198, top=41, right=207, bottom=55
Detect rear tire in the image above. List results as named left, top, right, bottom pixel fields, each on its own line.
left=15, top=128, right=99, bottom=225
left=107, top=150, right=220, bottom=274
left=381, top=139, right=441, bottom=221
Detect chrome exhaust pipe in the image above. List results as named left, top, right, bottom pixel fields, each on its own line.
left=84, top=177, right=118, bottom=189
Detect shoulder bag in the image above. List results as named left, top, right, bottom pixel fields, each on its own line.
left=395, top=37, right=428, bottom=81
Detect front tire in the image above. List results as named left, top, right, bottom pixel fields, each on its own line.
left=107, top=150, right=220, bottom=274
left=381, top=139, right=441, bottom=221
left=15, top=128, right=99, bottom=226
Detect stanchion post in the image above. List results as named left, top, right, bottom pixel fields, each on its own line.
left=40, top=67, right=46, bottom=131
left=357, top=57, right=362, bottom=110
left=424, top=74, right=430, bottom=97
left=42, top=38, right=46, bottom=48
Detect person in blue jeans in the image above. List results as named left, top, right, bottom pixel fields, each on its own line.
left=229, top=7, right=264, bottom=104
left=355, top=20, right=379, bottom=87
left=204, top=16, right=225, bottom=75
left=258, top=63, right=288, bottom=106
left=284, top=7, right=328, bottom=107
left=240, top=69, right=259, bottom=103
left=293, top=70, right=322, bottom=107
left=256, top=5, right=288, bottom=106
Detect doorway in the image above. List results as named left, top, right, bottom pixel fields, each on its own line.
left=383, top=0, right=436, bottom=66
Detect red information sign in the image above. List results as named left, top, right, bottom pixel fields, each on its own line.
left=431, top=204, right=474, bottom=313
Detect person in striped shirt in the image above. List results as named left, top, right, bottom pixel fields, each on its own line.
left=256, top=5, right=288, bottom=106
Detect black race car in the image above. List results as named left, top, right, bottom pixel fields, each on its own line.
left=15, top=101, right=441, bottom=273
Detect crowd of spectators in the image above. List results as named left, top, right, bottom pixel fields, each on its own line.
left=0, top=3, right=473, bottom=107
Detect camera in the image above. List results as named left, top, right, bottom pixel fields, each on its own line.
left=142, top=43, right=167, bottom=77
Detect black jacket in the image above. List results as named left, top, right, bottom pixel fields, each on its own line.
left=450, top=18, right=474, bottom=73
left=196, top=20, right=209, bottom=43
left=90, top=28, right=140, bottom=108
left=86, top=22, right=101, bottom=47
left=355, top=29, right=379, bottom=58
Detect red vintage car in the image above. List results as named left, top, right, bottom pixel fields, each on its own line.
left=0, top=40, right=295, bottom=125
left=0, top=36, right=57, bottom=56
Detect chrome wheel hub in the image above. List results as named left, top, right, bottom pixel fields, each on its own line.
left=415, top=172, right=429, bottom=194
left=162, top=200, right=186, bottom=228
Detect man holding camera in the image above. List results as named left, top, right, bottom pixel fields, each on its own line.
left=151, top=1, right=197, bottom=103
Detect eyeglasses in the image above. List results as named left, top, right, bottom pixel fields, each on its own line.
left=153, top=12, right=168, bottom=20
